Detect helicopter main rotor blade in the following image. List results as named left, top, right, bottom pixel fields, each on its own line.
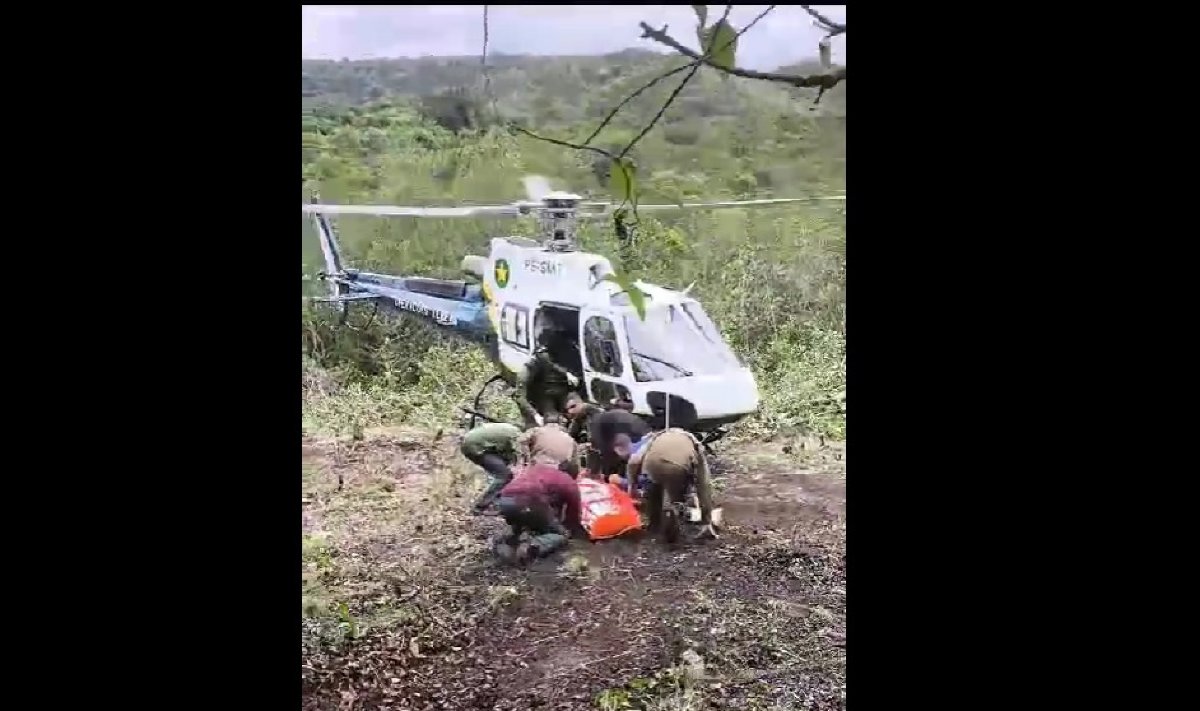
left=576, top=196, right=845, bottom=215
left=638, top=196, right=845, bottom=212
left=302, top=204, right=520, bottom=218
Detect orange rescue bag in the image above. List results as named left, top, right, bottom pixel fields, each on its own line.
left=577, top=477, right=643, bottom=541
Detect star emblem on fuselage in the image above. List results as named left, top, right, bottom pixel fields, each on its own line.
left=494, top=259, right=510, bottom=288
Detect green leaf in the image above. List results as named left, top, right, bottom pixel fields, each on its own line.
left=703, top=19, right=738, bottom=71
left=602, top=272, right=648, bottom=321
left=691, top=5, right=708, bottom=27
left=608, top=157, right=638, bottom=207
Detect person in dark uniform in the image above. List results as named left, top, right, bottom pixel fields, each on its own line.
left=513, top=331, right=581, bottom=429
left=565, top=393, right=650, bottom=478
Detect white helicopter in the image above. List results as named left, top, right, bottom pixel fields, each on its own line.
left=303, top=176, right=844, bottom=446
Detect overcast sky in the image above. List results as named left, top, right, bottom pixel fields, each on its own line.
left=302, top=5, right=846, bottom=71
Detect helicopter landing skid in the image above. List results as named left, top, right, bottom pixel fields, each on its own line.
left=459, top=406, right=502, bottom=428
left=697, top=427, right=730, bottom=456
left=462, top=374, right=511, bottom=430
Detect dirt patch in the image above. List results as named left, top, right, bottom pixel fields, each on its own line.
left=302, top=430, right=845, bottom=711
left=715, top=441, right=845, bottom=538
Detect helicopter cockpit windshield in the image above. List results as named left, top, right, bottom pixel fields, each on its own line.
left=621, top=301, right=742, bottom=382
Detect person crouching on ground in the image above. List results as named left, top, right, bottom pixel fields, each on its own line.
left=512, top=331, right=581, bottom=430
left=607, top=431, right=651, bottom=496
left=461, top=421, right=523, bottom=515
left=614, top=429, right=718, bottom=543
left=517, top=414, right=579, bottom=469
left=492, top=459, right=586, bottom=566
left=565, top=392, right=650, bottom=478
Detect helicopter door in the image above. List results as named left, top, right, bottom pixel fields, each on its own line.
left=578, top=309, right=633, bottom=406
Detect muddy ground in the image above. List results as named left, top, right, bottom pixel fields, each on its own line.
left=302, top=428, right=845, bottom=711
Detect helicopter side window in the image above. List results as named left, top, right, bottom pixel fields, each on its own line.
left=582, top=316, right=624, bottom=378
left=500, top=303, right=530, bottom=351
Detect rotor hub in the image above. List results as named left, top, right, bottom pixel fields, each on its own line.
left=538, top=191, right=582, bottom=251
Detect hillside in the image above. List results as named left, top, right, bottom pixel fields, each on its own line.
left=302, top=52, right=845, bottom=117
left=302, top=53, right=843, bottom=193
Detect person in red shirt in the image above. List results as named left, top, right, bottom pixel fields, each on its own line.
left=492, top=459, right=586, bottom=565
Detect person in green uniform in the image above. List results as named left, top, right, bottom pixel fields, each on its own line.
left=565, top=392, right=599, bottom=443
left=460, top=421, right=523, bottom=514
left=513, top=331, right=580, bottom=429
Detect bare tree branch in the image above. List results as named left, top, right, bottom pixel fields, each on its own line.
left=638, top=22, right=845, bottom=89
left=581, top=62, right=693, bottom=147
left=500, top=4, right=807, bottom=159
left=614, top=4, right=736, bottom=159
left=515, top=7, right=740, bottom=206
left=481, top=6, right=489, bottom=75
left=618, top=62, right=703, bottom=160
left=799, top=5, right=846, bottom=36
left=616, top=4, right=792, bottom=160
left=730, top=5, right=778, bottom=42
left=503, top=4, right=842, bottom=216
left=480, top=6, right=499, bottom=120
left=586, top=5, right=771, bottom=151
left=510, top=125, right=615, bottom=161
left=481, top=6, right=490, bottom=85
left=511, top=125, right=635, bottom=216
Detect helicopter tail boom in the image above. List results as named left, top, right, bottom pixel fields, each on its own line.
left=325, top=272, right=494, bottom=343
left=305, top=194, right=496, bottom=342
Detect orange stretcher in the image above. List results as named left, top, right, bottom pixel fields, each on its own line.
left=576, top=474, right=643, bottom=541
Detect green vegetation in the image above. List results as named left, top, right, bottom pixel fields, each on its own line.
left=301, top=50, right=845, bottom=440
